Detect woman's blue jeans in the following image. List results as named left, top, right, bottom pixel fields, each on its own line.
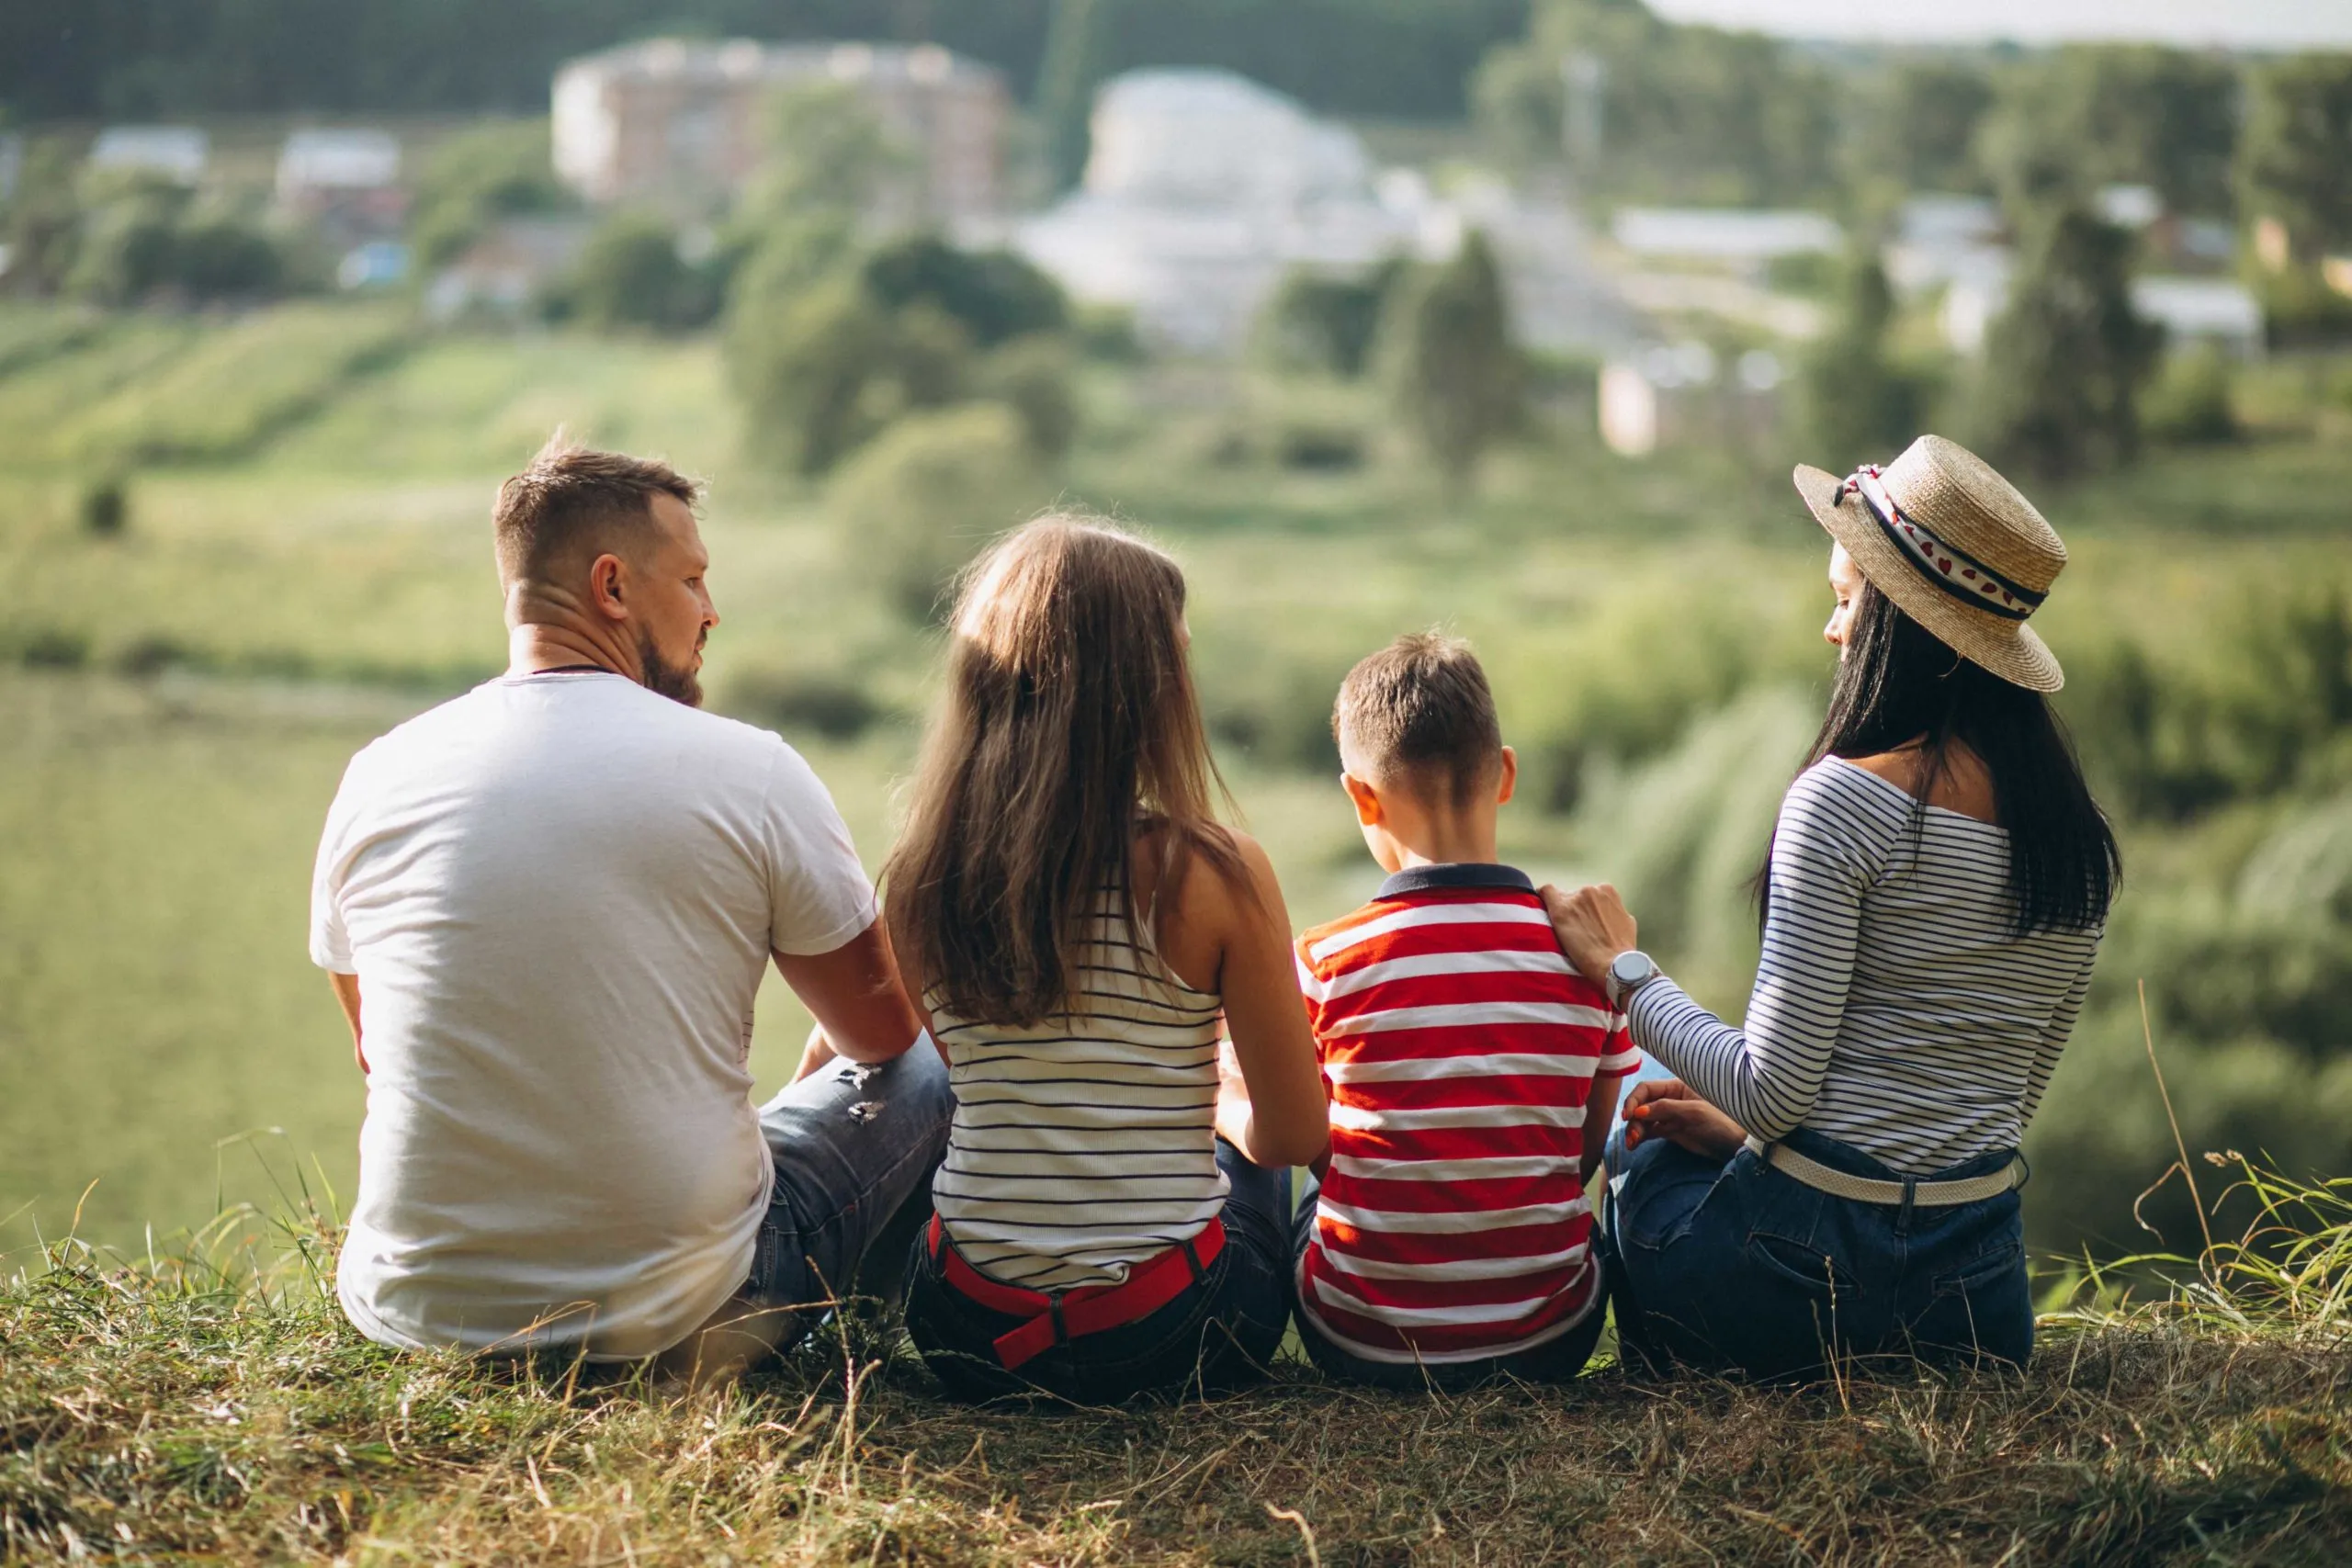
left=1600, top=1123, right=2032, bottom=1382
left=903, top=1138, right=1293, bottom=1404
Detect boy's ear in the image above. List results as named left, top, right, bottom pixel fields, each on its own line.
left=1496, top=745, right=1518, bottom=807
left=1340, top=771, right=1385, bottom=828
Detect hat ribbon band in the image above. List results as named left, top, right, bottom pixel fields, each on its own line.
left=1838, top=467, right=2046, bottom=623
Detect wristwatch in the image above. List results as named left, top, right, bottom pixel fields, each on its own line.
left=1605, top=949, right=1663, bottom=1010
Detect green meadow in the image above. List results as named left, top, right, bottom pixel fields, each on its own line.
left=3, top=301, right=2351, bottom=1275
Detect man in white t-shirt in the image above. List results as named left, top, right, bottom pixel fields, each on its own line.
left=310, top=439, right=950, bottom=1375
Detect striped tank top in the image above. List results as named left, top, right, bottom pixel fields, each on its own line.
left=929, top=894, right=1228, bottom=1291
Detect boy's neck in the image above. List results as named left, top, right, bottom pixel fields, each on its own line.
left=1385, top=807, right=1500, bottom=872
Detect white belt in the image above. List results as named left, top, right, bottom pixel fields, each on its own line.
left=1744, top=1136, right=2025, bottom=1208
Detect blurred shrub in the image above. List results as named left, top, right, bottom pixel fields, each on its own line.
left=1796, top=250, right=1927, bottom=468
left=977, top=335, right=1080, bottom=459
left=719, top=667, right=887, bottom=742
left=1272, top=421, right=1367, bottom=471
left=2064, top=592, right=2352, bottom=820
left=1195, top=649, right=1358, bottom=776
left=733, top=273, right=968, bottom=475
left=1568, top=685, right=1822, bottom=1000
left=826, top=402, right=1048, bottom=618
left=1, top=137, right=84, bottom=297
left=1260, top=260, right=1405, bottom=378
left=1072, top=303, right=1145, bottom=364
left=2142, top=345, right=2240, bottom=446
left=63, top=174, right=288, bottom=306
left=17, top=628, right=90, bottom=670
left=78, top=475, right=127, bottom=536
left=408, top=120, right=571, bottom=274
left=861, top=236, right=1067, bottom=349
left=1383, top=231, right=1522, bottom=490
left=554, top=213, right=719, bottom=333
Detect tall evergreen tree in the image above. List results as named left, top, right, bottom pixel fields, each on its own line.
left=1972, top=206, right=2163, bottom=482
left=1796, top=249, right=1922, bottom=468
left=1389, top=231, right=1522, bottom=491
left=1035, top=0, right=1108, bottom=196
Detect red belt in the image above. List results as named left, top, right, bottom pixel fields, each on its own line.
left=926, top=1213, right=1226, bottom=1371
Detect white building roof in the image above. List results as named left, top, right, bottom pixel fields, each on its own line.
left=277, top=130, right=401, bottom=197
left=1611, top=208, right=1841, bottom=263
left=90, top=126, right=208, bottom=183
left=557, top=36, right=999, bottom=90
left=2133, top=276, right=2263, bottom=344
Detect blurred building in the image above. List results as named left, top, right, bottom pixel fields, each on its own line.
left=1598, top=343, right=1783, bottom=457
left=277, top=130, right=406, bottom=247
left=424, top=217, right=591, bottom=321
left=550, top=38, right=1007, bottom=220
left=1602, top=205, right=1838, bottom=341
left=89, top=126, right=208, bottom=184
left=1016, top=69, right=1630, bottom=355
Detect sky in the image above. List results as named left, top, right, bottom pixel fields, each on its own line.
left=1650, top=0, right=2352, bottom=50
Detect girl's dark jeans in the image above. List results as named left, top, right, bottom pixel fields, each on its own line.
left=904, top=1138, right=1293, bottom=1404
left=1600, top=1122, right=2032, bottom=1382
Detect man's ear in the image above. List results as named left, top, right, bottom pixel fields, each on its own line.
left=1340, top=771, right=1385, bottom=828
left=587, top=551, right=629, bottom=622
left=1495, top=745, right=1518, bottom=807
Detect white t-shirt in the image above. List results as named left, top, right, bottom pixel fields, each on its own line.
left=310, top=671, right=876, bottom=1359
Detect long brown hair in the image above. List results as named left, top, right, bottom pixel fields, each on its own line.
left=886, top=514, right=1245, bottom=1027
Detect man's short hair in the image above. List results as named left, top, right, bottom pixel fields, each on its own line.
left=1333, top=632, right=1503, bottom=808
left=493, top=436, right=699, bottom=588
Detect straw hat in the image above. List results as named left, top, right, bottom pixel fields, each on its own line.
left=1793, top=434, right=2067, bottom=692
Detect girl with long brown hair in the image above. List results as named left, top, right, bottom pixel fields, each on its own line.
left=888, top=514, right=1329, bottom=1403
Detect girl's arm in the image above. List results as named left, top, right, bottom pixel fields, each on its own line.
left=1190, top=834, right=1329, bottom=1169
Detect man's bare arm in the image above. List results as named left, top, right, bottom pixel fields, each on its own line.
left=329, top=972, right=367, bottom=1075
left=771, top=919, right=928, bottom=1067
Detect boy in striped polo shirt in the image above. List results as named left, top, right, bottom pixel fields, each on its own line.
left=1282, top=633, right=1637, bottom=1386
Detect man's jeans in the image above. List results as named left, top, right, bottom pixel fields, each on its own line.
left=1600, top=1122, right=2033, bottom=1382
left=735, top=1043, right=955, bottom=1346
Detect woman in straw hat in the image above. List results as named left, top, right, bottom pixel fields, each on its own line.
left=1544, top=435, right=2120, bottom=1380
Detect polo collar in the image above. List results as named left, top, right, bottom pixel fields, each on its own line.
left=1376, top=863, right=1535, bottom=899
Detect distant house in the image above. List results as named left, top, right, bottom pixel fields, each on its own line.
left=277, top=130, right=406, bottom=244
left=551, top=38, right=1007, bottom=221
left=1884, top=194, right=2006, bottom=298
left=1610, top=208, right=1841, bottom=270
left=1941, top=260, right=2263, bottom=360
left=1014, top=68, right=1632, bottom=356
left=424, top=216, right=592, bottom=321
left=1598, top=343, right=1783, bottom=457
left=89, top=126, right=208, bottom=184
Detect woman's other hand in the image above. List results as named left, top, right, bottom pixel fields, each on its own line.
left=1539, top=883, right=1638, bottom=989
left=1622, top=1078, right=1747, bottom=1162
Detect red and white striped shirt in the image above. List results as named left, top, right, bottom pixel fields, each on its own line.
left=1294, top=864, right=1639, bottom=1364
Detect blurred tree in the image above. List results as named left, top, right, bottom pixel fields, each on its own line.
left=1, top=137, right=83, bottom=296
left=1847, top=58, right=1995, bottom=197
left=731, top=271, right=970, bottom=475
left=558, top=213, right=718, bottom=332
left=1970, top=205, right=2163, bottom=482
left=860, top=235, right=1067, bottom=347
left=407, top=119, right=571, bottom=273
left=738, top=83, right=909, bottom=229
left=1976, top=46, right=2242, bottom=218
left=1475, top=0, right=1837, bottom=206
left=1035, top=0, right=1108, bottom=195
left=2140, top=344, right=2239, bottom=447
left=977, top=334, right=1080, bottom=459
left=1387, top=231, right=1522, bottom=491
left=1260, top=259, right=1407, bottom=378
left=826, top=400, right=1049, bottom=617
left=2237, top=53, right=2352, bottom=263
left=1795, top=249, right=1924, bottom=468
left=66, top=173, right=187, bottom=305
left=0, top=1, right=1523, bottom=123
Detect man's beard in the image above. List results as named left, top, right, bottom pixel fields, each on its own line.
left=638, top=628, right=704, bottom=708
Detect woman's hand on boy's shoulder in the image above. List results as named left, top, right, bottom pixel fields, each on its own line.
left=1539, top=882, right=1637, bottom=989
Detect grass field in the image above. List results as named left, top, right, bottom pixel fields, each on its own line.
left=6, top=1163, right=2349, bottom=1564
left=4, top=302, right=2351, bottom=1270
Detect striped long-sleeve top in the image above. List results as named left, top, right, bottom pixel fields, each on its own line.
left=1627, top=757, right=2102, bottom=1177
left=1294, top=864, right=1640, bottom=1364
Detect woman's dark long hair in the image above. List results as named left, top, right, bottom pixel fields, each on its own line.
left=1760, top=579, right=2120, bottom=937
